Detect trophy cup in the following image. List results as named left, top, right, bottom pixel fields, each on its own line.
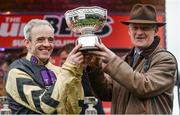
left=65, top=6, right=107, bottom=52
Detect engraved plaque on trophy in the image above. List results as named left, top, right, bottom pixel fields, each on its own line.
left=65, top=6, right=107, bottom=51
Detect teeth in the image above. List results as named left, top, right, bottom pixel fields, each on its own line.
left=41, top=49, right=49, bottom=51
left=136, top=37, right=143, bottom=39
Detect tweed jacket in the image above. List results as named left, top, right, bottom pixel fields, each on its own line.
left=88, top=36, right=177, bottom=114
left=6, top=53, right=84, bottom=114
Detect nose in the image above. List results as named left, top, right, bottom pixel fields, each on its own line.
left=43, top=39, right=51, bottom=46
left=136, top=28, right=144, bottom=35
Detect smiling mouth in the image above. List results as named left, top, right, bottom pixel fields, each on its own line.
left=40, top=49, right=48, bottom=52
left=136, top=37, right=145, bottom=40
left=41, top=49, right=49, bottom=51
left=39, top=48, right=51, bottom=51
left=39, top=49, right=52, bottom=54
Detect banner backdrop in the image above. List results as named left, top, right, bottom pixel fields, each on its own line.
left=0, top=14, right=165, bottom=48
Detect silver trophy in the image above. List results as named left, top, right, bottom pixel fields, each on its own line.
left=65, top=6, right=107, bottom=51
left=84, top=96, right=98, bottom=115
left=0, top=96, right=11, bottom=115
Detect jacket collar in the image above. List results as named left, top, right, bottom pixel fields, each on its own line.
left=127, top=36, right=160, bottom=58
left=141, top=36, right=160, bottom=59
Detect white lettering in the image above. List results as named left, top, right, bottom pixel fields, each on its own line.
left=0, top=22, right=26, bottom=37
left=54, top=39, right=75, bottom=47
left=5, top=17, right=21, bottom=23
left=12, top=39, right=75, bottom=47
left=12, top=40, right=24, bottom=47
left=0, top=23, right=19, bottom=37
left=19, top=23, right=26, bottom=36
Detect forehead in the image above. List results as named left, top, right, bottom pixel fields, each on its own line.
left=31, top=25, right=54, bottom=39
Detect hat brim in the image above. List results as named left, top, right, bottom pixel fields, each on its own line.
left=121, top=19, right=166, bottom=27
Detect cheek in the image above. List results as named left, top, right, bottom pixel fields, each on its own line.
left=147, top=37, right=154, bottom=45
left=30, top=43, right=39, bottom=52
left=128, top=31, right=136, bottom=42
left=130, top=35, right=136, bottom=44
left=146, top=33, right=155, bottom=43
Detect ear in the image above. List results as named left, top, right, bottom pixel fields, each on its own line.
left=128, top=29, right=131, bottom=36
left=24, top=39, right=31, bottom=50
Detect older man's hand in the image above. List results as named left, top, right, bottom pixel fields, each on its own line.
left=88, top=43, right=116, bottom=64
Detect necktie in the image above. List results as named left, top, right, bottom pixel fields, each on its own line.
left=133, top=53, right=140, bottom=67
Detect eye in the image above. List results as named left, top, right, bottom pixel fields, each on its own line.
left=48, top=37, right=55, bottom=43
left=129, top=25, right=138, bottom=30
left=36, top=37, right=45, bottom=42
left=132, top=26, right=138, bottom=30
left=141, top=24, right=155, bottom=31
left=141, top=26, right=152, bottom=31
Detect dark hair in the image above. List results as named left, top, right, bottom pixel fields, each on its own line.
left=0, top=59, right=6, bottom=67
left=0, top=55, right=13, bottom=66
left=18, top=48, right=28, bottom=58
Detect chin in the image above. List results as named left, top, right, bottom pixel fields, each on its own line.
left=39, top=56, right=50, bottom=61
left=135, top=42, right=146, bottom=46
left=137, top=46, right=148, bottom=50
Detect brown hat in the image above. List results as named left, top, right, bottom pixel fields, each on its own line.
left=121, top=4, right=166, bottom=27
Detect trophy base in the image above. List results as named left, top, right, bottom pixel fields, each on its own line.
left=79, top=46, right=100, bottom=53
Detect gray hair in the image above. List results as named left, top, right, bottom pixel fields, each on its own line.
left=23, top=19, right=54, bottom=40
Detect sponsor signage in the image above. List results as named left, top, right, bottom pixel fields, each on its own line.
left=0, top=14, right=165, bottom=48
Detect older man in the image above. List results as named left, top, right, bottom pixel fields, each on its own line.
left=86, top=4, right=177, bottom=114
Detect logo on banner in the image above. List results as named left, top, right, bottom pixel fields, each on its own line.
left=44, top=15, right=113, bottom=38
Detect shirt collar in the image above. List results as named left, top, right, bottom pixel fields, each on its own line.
left=134, top=49, right=142, bottom=55
left=26, top=52, right=49, bottom=65
left=127, top=36, right=160, bottom=59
